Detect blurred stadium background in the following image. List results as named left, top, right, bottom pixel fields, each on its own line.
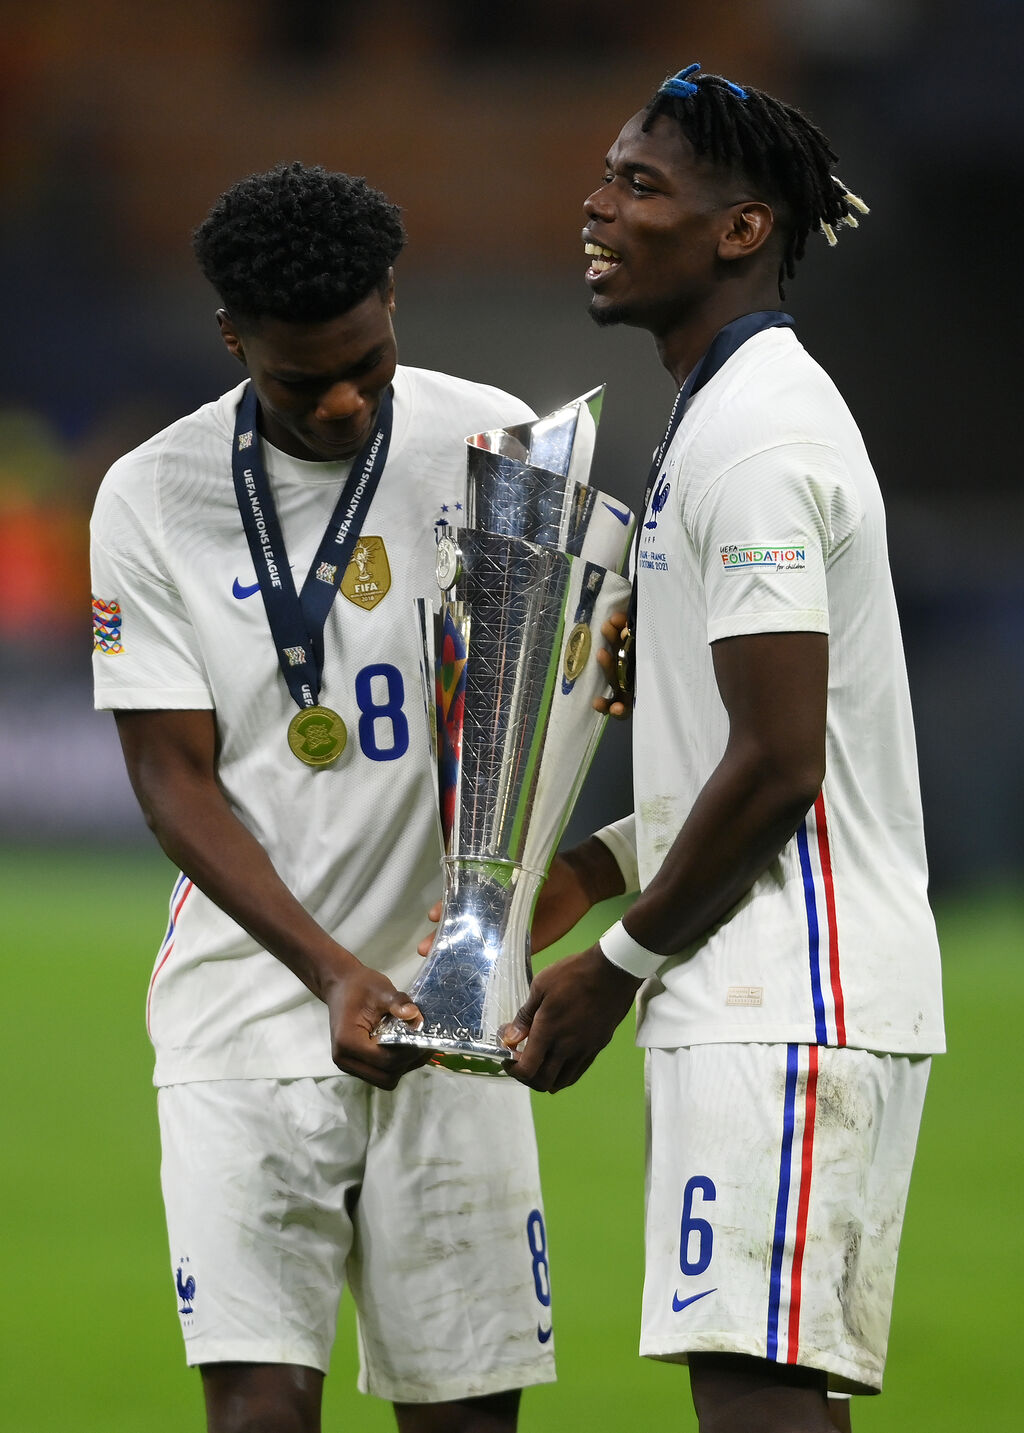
left=1, top=2, right=1020, bottom=1428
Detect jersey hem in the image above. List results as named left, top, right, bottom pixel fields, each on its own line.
left=634, top=1021, right=946, bottom=1056
left=95, top=689, right=215, bottom=710
left=153, top=1059, right=341, bottom=1086
left=593, top=819, right=640, bottom=893
left=360, top=1359, right=558, bottom=1403
left=184, top=1337, right=332, bottom=1375
left=706, top=609, right=829, bottom=643
left=639, top=1334, right=881, bottom=1395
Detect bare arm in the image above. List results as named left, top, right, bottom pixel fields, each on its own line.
left=505, top=630, right=829, bottom=1092
left=617, top=629, right=827, bottom=952
left=529, top=834, right=628, bottom=954
left=115, top=708, right=427, bottom=1089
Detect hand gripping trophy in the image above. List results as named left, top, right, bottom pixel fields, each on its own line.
left=376, top=389, right=634, bottom=1072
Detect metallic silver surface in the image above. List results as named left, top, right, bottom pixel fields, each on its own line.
left=466, top=385, right=604, bottom=486
left=376, top=391, right=632, bottom=1072
left=464, top=451, right=634, bottom=571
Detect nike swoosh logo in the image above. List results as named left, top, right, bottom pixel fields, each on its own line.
left=537, top=1322, right=553, bottom=1343
left=672, top=1287, right=716, bottom=1312
left=231, top=578, right=261, bottom=599
left=603, top=501, right=631, bottom=525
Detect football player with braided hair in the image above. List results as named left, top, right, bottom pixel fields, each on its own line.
left=504, top=65, right=943, bottom=1433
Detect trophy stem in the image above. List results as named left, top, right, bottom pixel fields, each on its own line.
left=377, top=859, right=542, bottom=1074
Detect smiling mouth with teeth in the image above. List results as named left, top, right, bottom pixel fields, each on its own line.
left=584, top=241, right=621, bottom=274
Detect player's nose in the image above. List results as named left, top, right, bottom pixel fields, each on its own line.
left=584, top=187, right=614, bottom=221
left=314, top=381, right=364, bottom=422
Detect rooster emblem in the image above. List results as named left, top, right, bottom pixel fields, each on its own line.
left=176, top=1263, right=196, bottom=1315
left=645, top=472, right=671, bottom=530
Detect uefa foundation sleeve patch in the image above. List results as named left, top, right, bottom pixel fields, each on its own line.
left=92, top=596, right=124, bottom=654
left=719, top=542, right=808, bottom=573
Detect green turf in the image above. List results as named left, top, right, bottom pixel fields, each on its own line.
left=0, top=847, right=1018, bottom=1430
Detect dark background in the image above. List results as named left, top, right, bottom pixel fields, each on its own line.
left=1, top=0, right=1021, bottom=894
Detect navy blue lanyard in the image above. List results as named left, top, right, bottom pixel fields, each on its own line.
left=231, top=381, right=393, bottom=711
left=623, top=311, right=795, bottom=690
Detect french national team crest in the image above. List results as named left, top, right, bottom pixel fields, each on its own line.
left=341, top=536, right=391, bottom=610
left=175, top=1256, right=196, bottom=1326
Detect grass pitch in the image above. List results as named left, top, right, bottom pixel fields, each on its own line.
left=0, top=846, right=1018, bottom=1430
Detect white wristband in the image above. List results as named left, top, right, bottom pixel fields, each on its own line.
left=598, top=918, right=666, bottom=979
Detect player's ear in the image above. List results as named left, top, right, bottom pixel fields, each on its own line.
left=217, top=309, right=247, bottom=365
left=717, top=201, right=774, bottom=263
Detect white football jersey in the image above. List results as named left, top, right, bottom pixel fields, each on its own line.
left=91, top=367, right=535, bottom=1084
left=625, top=327, right=944, bottom=1055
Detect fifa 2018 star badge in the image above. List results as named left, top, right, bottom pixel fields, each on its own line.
left=341, top=536, right=391, bottom=610
left=720, top=542, right=808, bottom=573
left=92, top=596, right=124, bottom=654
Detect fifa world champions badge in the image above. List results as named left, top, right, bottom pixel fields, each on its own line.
left=341, top=536, right=391, bottom=610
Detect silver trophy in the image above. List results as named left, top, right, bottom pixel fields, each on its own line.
left=376, top=389, right=634, bottom=1073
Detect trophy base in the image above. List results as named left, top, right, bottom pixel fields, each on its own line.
left=431, top=1052, right=510, bottom=1076
left=378, top=1019, right=513, bottom=1076
left=375, top=860, right=537, bottom=1075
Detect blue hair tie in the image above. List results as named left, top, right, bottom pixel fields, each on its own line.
left=658, top=62, right=748, bottom=102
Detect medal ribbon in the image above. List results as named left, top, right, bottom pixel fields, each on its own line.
left=231, top=380, right=393, bottom=712
left=621, top=310, right=795, bottom=695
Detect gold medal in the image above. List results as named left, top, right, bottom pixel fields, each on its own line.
left=563, top=622, right=592, bottom=683
left=287, top=705, right=348, bottom=767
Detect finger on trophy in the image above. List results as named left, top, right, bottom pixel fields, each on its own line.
left=498, top=1021, right=528, bottom=1052
left=601, top=610, right=630, bottom=643
left=593, top=644, right=633, bottom=719
left=416, top=906, right=441, bottom=958
left=388, top=997, right=424, bottom=1027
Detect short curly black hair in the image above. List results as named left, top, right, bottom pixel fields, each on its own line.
left=192, top=162, right=406, bottom=325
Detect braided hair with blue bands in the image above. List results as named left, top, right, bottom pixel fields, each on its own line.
left=648, top=62, right=868, bottom=295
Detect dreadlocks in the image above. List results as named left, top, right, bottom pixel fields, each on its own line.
left=193, top=162, right=406, bottom=327
left=643, top=63, right=868, bottom=295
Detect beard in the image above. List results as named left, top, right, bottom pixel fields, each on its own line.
left=587, top=298, right=628, bottom=328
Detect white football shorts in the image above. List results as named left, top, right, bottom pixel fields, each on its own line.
left=641, top=1043, right=930, bottom=1394
left=158, top=1065, right=556, bottom=1402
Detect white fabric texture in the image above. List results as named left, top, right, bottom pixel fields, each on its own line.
left=640, top=1043, right=930, bottom=1394
left=593, top=813, right=640, bottom=894
left=158, top=1067, right=556, bottom=1397
left=628, top=328, right=944, bottom=1055
left=91, top=367, right=535, bottom=1083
